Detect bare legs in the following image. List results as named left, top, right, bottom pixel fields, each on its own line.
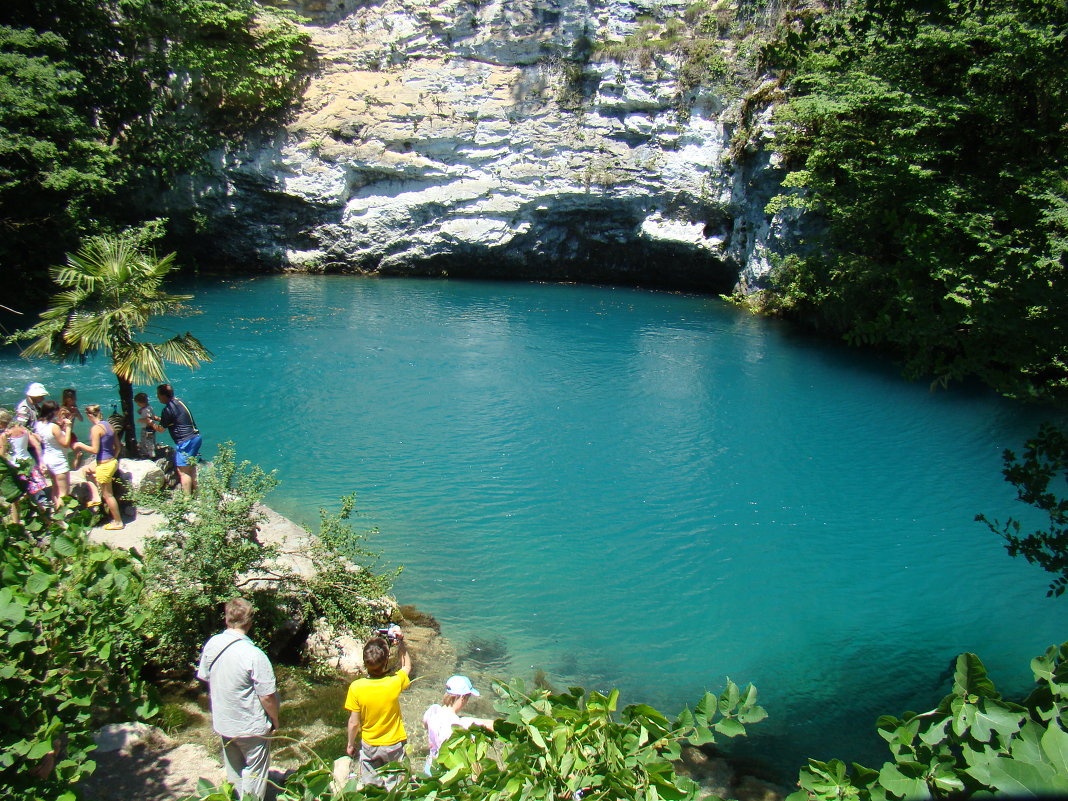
left=47, top=470, right=70, bottom=508
left=99, top=480, right=122, bottom=528
left=81, top=466, right=102, bottom=506
left=177, top=464, right=197, bottom=496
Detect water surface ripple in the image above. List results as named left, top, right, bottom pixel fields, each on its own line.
left=3, top=275, right=1063, bottom=777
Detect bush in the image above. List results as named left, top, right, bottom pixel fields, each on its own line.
left=139, top=442, right=280, bottom=669
left=139, top=442, right=397, bottom=672
left=201, top=677, right=767, bottom=800
left=0, top=459, right=153, bottom=801
left=790, top=644, right=1068, bottom=800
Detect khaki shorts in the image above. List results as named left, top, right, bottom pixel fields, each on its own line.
left=359, top=740, right=407, bottom=789
left=94, top=458, right=119, bottom=485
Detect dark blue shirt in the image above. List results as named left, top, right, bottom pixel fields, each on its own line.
left=159, top=398, right=199, bottom=444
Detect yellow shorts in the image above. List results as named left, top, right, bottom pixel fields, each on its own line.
left=94, top=458, right=119, bottom=485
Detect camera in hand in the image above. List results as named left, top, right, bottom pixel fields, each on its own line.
left=374, top=624, right=401, bottom=643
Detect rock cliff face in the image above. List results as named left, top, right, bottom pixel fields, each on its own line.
left=170, top=0, right=805, bottom=293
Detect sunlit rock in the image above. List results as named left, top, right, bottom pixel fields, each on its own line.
left=171, top=0, right=809, bottom=294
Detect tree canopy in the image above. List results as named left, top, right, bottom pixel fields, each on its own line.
left=0, top=0, right=311, bottom=307
left=766, top=0, right=1068, bottom=403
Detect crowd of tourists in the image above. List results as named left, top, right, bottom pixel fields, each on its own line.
left=0, top=380, right=203, bottom=529
left=198, top=598, right=494, bottom=800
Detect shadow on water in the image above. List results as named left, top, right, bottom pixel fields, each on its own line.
left=458, top=635, right=513, bottom=672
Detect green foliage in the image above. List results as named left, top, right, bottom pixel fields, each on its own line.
left=0, top=458, right=153, bottom=801
left=451, top=679, right=764, bottom=800
left=592, top=4, right=738, bottom=92
left=230, top=678, right=767, bottom=801
left=140, top=441, right=281, bottom=668
left=790, top=645, right=1068, bottom=801
left=113, top=0, right=313, bottom=181
left=0, top=25, right=117, bottom=273
left=296, top=495, right=400, bottom=640
left=140, top=442, right=397, bottom=671
left=978, top=422, right=1068, bottom=597
left=767, top=0, right=1068, bottom=402
left=0, top=0, right=312, bottom=307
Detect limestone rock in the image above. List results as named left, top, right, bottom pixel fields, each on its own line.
left=165, top=0, right=812, bottom=294
left=122, top=458, right=167, bottom=494
left=93, top=723, right=165, bottom=754
left=305, top=619, right=368, bottom=673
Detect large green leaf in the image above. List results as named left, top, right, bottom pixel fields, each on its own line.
left=713, top=718, right=745, bottom=738
left=1040, top=722, right=1068, bottom=777
left=0, top=589, right=27, bottom=625
left=970, top=754, right=1064, bottom=795
left=954, top=653, right=999, bottom=700
left=877, top=762, right=927, bottom=799
left=25, top=571, right=56, bottom=595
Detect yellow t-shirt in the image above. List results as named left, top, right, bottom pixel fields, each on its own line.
left=344, top=670, right=411, bottom=746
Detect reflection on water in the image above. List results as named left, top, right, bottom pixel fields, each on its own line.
left=2, top=275, right=1064, bottom=780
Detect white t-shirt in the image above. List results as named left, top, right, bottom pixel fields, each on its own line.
left=422, top=704, right=479, bottom=774
left=136, top=404, right=153, bottom=431
left=35, top=420, right=69, bottom=474
left=197, top=631, right=276, bottom=738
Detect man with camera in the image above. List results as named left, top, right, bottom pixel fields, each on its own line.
left=344, top=624, right=412, bottom=788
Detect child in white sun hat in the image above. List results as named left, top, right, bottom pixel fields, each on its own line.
left=422, top=675, right=495, bottom=775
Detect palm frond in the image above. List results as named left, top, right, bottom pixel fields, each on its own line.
left=65, top=311, right=130, bottom=353
left=155, top=333, right=214, bottom=368
left=20, top=332, right=75, bottom=361
left=112, top=343, right=168, bottom=384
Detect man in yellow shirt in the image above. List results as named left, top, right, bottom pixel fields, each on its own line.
left=344, top=628, right=412, bottom=788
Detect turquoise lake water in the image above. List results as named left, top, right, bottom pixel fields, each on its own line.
left=2, top=275, right=1064, bottom=778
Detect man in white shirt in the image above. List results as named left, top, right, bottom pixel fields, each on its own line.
left=197, top=598, right=280, bottom=801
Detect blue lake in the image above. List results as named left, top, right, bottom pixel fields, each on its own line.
left=2, top=275, right=1064, bottom=778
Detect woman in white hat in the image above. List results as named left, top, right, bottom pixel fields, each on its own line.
left=422, top=675, right=494, bottom=775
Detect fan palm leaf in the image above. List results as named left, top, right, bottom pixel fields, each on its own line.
left=154, top=333, right=212, bottom=369
left=10, top=233, right=213, bottom=453
left=112, top=343, right=169, bottom=384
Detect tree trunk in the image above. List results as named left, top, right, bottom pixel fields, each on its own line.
left=116, top=374, right=138, bottom=457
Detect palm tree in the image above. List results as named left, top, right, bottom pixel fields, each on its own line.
left=12, top=234, right=212, bottom=455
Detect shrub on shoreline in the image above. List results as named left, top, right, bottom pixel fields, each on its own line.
left=137, top=441, right=398, bottom=672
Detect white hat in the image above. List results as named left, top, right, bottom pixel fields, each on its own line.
left=445, top=675, right=480, bottom=697
left=25, top=382, right=47, bottom=397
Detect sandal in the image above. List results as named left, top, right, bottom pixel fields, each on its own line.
left=103, top=521, right=125, bottom=531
